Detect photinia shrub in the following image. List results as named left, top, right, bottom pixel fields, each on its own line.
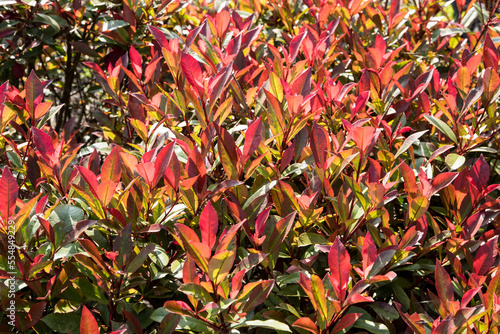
left=1, top=0, right=500, bottom=333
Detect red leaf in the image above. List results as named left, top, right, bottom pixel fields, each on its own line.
left=291, top=68, right=312, bottom=96
left=79, top=239, right=109, bottom=274
left=255, top=206, right=271, bottom=239
left=164, top=300, right=195, bottom=316
left=473, top=236, right=498, bottom=276
left=216, top=125, right=241, bottom=179
left=136, top=162, right=156, bottom=187
left=483, top=67, right=500, bottom=102
left=310, top=121, right=329, bottom=168
left=0, top=167, right=18, bottom=221
left=242, top=117, right=263, bottom=164
left=483, top=34, right=499, bottom=71
left=184, top=20, right=206, bottom=50
left=362, top=232, right=376, bottom=276
left=435, top=261, right=454, bottom=307
left=292, top=317, right=319, bottom=334
left=76, top=166, right=100, bottom=199
left=181, top=52, right=205, bottom=97
left=400, top=162, right=417, bottom=198
left=208, top=62, right=233, bottom=112
left=225, top=34, right=241, bottom=63
left=26, top=70, right=43, bottom=116
left=26, top=301, right=46, bottom=329
left=38, top=217, right=55, bottom=245
left=175, top=223, right=200, bottom=243
left=331, top=313, right=362, bottom=333
left=288, top=32, right=306, bottom=63
left=101, top=147, right=122, bottom=183
left=144, top=57, right=162, bottom=84
left=394, top=302, right=426, bottom=334
left=429, top=172, right=458, bottom=197
left=31, top=127, right=55, bottom=165
left=80, top=306, right=99, bottom=334
left=200, top=201, right=219, bottom=250
left=351, top=91, right=370, bottom=117
left=36, top=195, right=49, bottom=214
left=239, top=279, right=274, bottom=313
left=462, top=211, right=484, bottom=240
left=470, top=155, right=490, bottom=189
left=129, top=46, right=142, bottom=78
left=351, top=126, right=381, bottom=155
left=123, top=310, right=143, bottom=334
left=148, top=25, right=169, bottom=48
left=97, top=180, right=117, bottom=207
left=215, top=10, right=231, bottom=38
left=328, top=238, right=351, bottom=301
left=153, top=141, right=175, bottom=187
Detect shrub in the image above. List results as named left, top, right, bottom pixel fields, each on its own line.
left=1, top=0, right=500, bottom=333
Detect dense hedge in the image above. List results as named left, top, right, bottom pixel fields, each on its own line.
left=1, top=0, right=500, bottom=333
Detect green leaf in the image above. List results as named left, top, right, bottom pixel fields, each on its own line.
left=370, top=302, right=399, bottom=321
left=367, top=249, right=396, bottom=278
left=126, top=244, right=155, bottom=274
left=242, top=180, right=278, bottom=210
left=298, top=233, right=328, bottom=247
left=36, top=104, right=64, bottom=128
left=159, top=313, right=181, bottom=334
left=408, top=196, right=429, bottom=222
left=424, top=115, right=458, bottom=144
left=150, top=308, right=169, bottom=322
left=262, top=212, right=296, bottom=255
left=53, top=243, right=84, bottom=261
left=102, top=20, right=130, bottom=31
left=311, top=274, right=327, bottom=329
left=73, top=277, right=108, bottom=304
left=445, top=153, right=465, bottom=170
left=353, top=318, right=390, bottom=334
left=176, top=315, right=212, bottom=332
left=208, top=250, right=236, bottom=285
left=35, top=13, right=61, bottom=34
left=394, top=130, right=428, bottom=158
left=178, top=283, right=214, bottom=303
left=245, top=320, right=292, bottom=332
left=42, top=313, right=80, bottom=333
